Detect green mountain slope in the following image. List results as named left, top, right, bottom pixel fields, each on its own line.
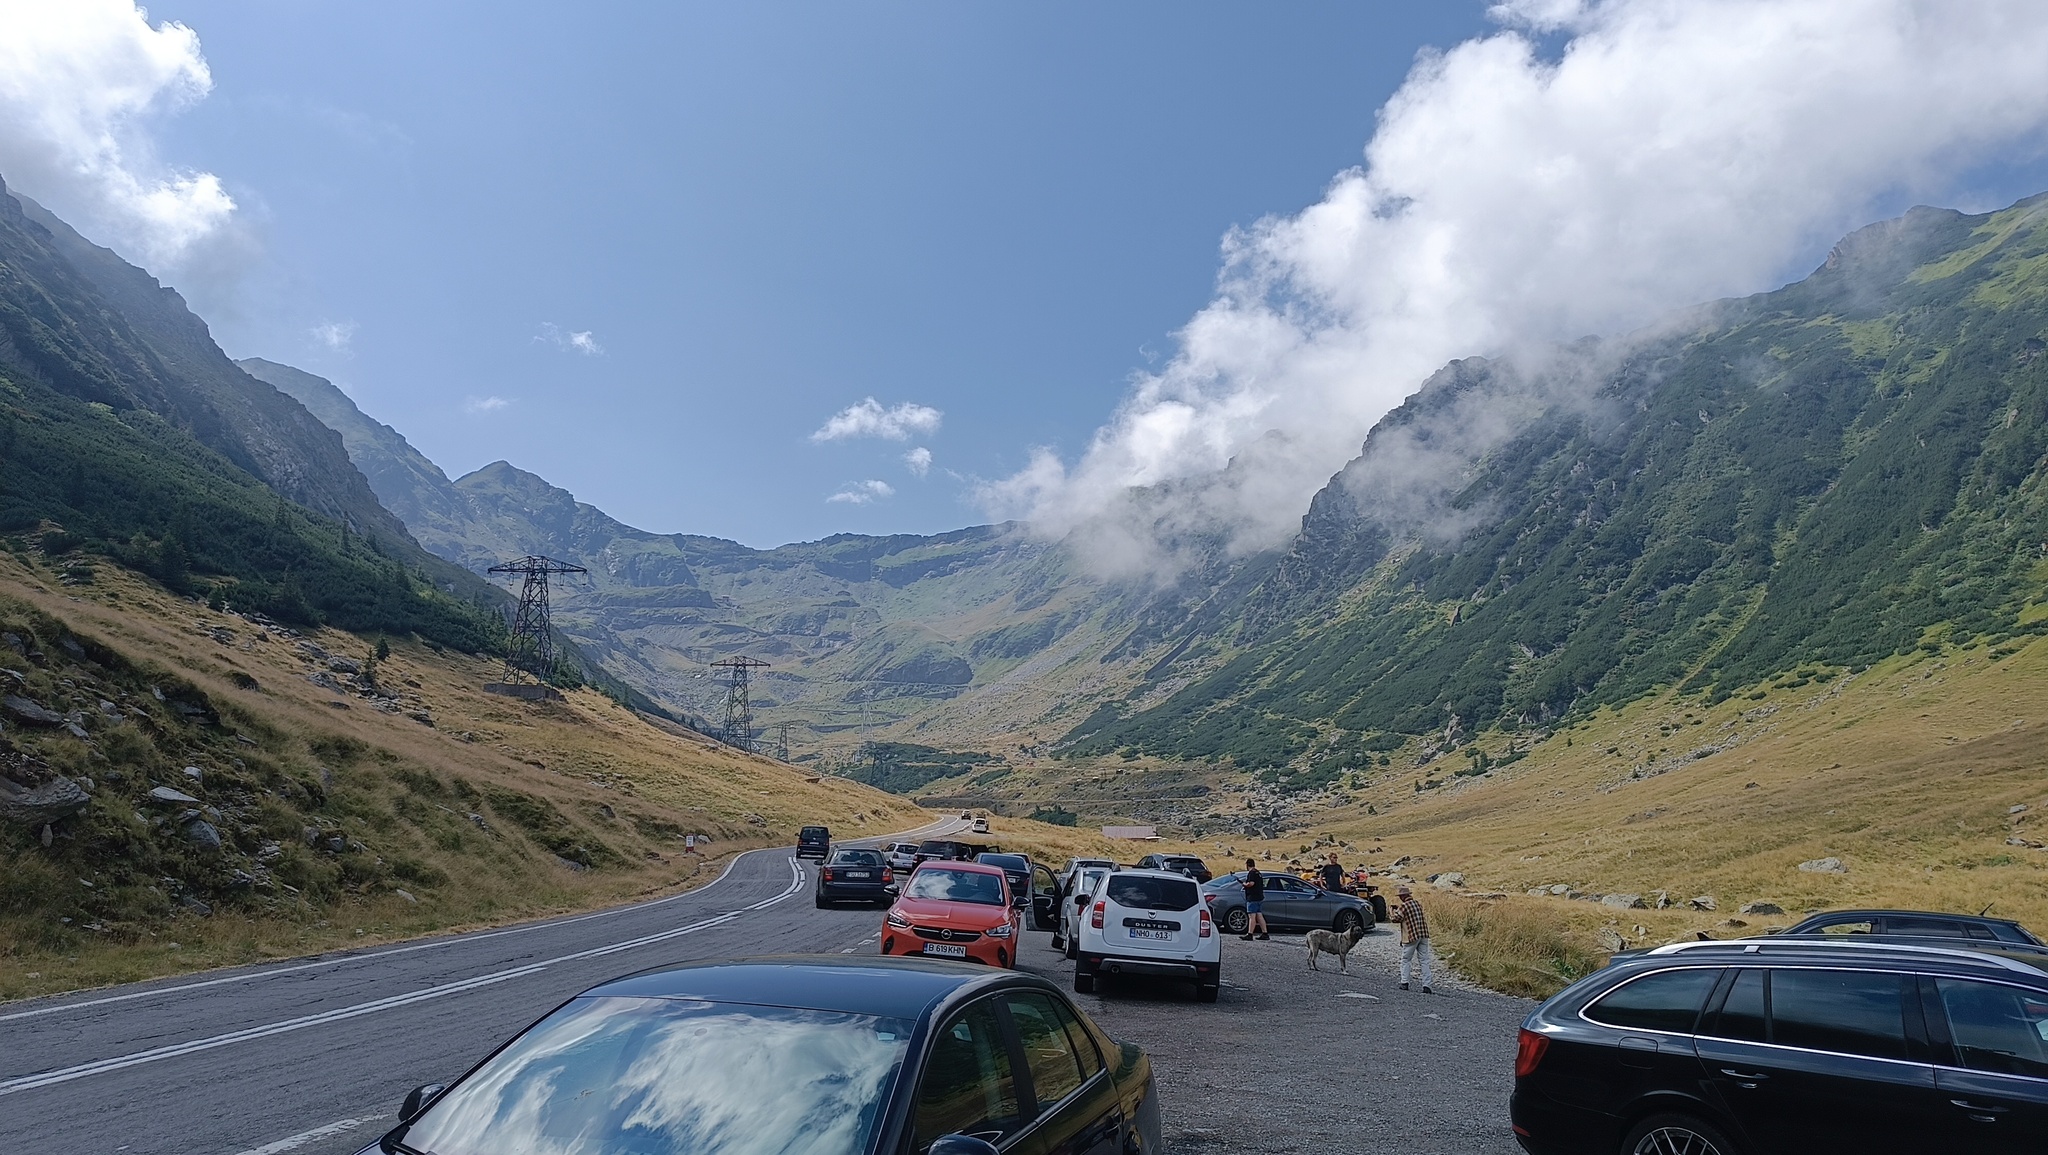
left=1067, top=195, right=2048, bottom=779
left=0, top=176, right=504, bottom=649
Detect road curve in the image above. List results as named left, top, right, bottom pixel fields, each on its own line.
left=0, top=816, right=966, bottom=1155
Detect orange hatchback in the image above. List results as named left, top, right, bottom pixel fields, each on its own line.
left=880, top=860, right=1021, bottom=968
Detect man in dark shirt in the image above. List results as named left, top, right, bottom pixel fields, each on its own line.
left=1240, top=858, right=1270, bottom=941
left=1316, top=853, right=1346, bottom=893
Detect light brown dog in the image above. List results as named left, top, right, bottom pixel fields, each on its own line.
left=1305, top=924, right=1368, bottom=972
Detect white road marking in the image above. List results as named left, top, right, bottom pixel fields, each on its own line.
left=230, top=1113, right=388, bottom=1155
left=0, top=858, right=809, bottom=1097
left=1, top=817, right=958, bottom=1027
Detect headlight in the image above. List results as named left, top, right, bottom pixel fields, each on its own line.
left=885, top=910, right=912, bottom=929
left=985, top=922, right=1014, bottom=939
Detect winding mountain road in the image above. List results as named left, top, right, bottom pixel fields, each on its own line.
left=0, top=817, right=966, bottom=1155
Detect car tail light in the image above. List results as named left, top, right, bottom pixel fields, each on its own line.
left=821, top=868, right=835, bottom=882
left=1203, top=892, right=1216, bottom=904
left=1514, top=1029, right=1549, bottom=1078
left=1091, top=900, right=1105, bottom=929
left=1198, top=908, right=1213, bottom=938
left=881, top=868, right=893, bottom=884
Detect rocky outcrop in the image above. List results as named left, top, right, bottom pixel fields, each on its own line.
left=0, top=775, right=90, bottom=827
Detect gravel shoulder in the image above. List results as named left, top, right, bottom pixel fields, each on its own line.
left=1019, top=924, right=1532, bottom=1155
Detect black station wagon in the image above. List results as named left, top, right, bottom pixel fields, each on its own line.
left=1511, top=937, right=2048, bottom=1155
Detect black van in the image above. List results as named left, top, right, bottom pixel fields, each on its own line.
left=1511, top=937, right=2048, bottom=1155
left=795, top=825, right=830, bottom=859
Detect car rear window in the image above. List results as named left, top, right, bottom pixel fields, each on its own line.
left=1103, top=874, right=1198, bottom=912
left=904, top=867, right=1005, bottom=906
left=1767, top=968, right=1912, bottom=1060
left=1583, top=968, right=1720, bottom=1034
left=829, top=849, right=883, bottom=866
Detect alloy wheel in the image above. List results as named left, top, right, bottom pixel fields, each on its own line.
left=1630, top=1125, right=1724, bottom=1155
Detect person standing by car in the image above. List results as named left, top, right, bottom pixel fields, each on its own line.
left=1240, top=859, right=1270, bottom=941
left=1394, top=884, right=1433, bottom=993
left=1317, top=853, right=1346, bottom=893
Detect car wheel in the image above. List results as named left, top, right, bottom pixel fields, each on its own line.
left=1196, top=983, right=1219, bottom=1003
left=1224, top=909, right=1249, bottom=935
left=1073, top=971, right=1096, bottom=994
left=1621, top=1113, right=1739, bottom=1155
left=814, top=897, right=828, bottom=909
left=1334, top=910, right=1364, bottom=934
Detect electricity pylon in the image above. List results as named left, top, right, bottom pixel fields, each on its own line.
left=487, top=555, right=587, bottom=682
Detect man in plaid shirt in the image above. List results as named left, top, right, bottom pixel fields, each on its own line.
left=1394, top=884, right=1434, bottom=993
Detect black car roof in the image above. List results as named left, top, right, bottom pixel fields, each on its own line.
left=1785, top=908, right=2031, bottom=930
left=1627, top=937, right=2048, bottom=981
left=584, top=956, right=1043, bottom=1019
left=977, top=852, right=1029, bottom=868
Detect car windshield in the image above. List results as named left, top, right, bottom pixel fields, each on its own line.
left=829, top=850, right=883, bottom=866
left=904, top=868, right=1005, bottom=905
left=400, top=996, right=911, bottom=1155
left=1104, top=875, right=1199, bottom=911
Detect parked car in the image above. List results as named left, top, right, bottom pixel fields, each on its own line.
left=881, top=861, right=1023, bottom=968
left=1054, top=866, right=1113, bottom=958
left=1061, top=856, right=1117, bottom=876
left=1135, top=853, right=1213, bottom=883
left=1510, top=935, right=2048, bottom=1155
left=1780, top=908, right=2045, bottom=945
left=1073, top=868, right=1221, bottom=1002
left=1201, top=870, right=1374, bottom=936
left=883, top=842, right=920, bottom=871
left=362, top=956, right=1162, bottom=1155
left=814, top=847, right=896, bottom=908
left=974, top=851, right=1058, bottom=919
left=914, top=838, right=974, bottom=865
left=796, top=825, right=831, bottom=860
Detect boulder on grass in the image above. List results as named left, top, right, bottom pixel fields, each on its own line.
left=0, top=775, right=90, bottom=827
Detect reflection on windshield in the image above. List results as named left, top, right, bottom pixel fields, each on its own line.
left=401, top=997, right=910, bottom=1155
left=904, top=869, right=1005, bottom=906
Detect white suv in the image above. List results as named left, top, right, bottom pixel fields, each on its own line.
left=1072, top=868, right=1220, bottom=1002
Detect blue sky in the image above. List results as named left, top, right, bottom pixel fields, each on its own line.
left=127, top=1, right=1493, bottom=546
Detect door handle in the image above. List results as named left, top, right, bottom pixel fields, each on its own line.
left=1718, top=1069, right=1770, bottom=1088
left=1951, top=1099, right=2009, bottom=1123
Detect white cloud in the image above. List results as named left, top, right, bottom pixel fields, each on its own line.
left=985, top=0, right=2048, bottom=577
left=0, top=0, right=236, bottom=267
left=464, top=395, right=511, bottom=414
left=904, top=446, right=933, bottom=477
left=310, top=320, right=356, bottom=352
left=810, top=397, right=942, bottom=442
left=536, top=322, right=604, bottom=356
left=827, top=480, right=895, bottom=505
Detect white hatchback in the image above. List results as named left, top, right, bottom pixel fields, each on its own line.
left=1072, top=868, right=1221, bottom=1002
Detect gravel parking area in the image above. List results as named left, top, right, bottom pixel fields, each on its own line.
left=1020, top=925, right=1532, bottom=1155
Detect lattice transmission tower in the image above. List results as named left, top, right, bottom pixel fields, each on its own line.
left=711, top=656, right=769, bottom=752
left=487, top=555, right=587, bottom=682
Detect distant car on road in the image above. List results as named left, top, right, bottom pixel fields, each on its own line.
left=970, top=815, right=990, bottom=833
left=883, top=841, right=920, bottom=871
left=1136, top=853, right=1213, bottom=883
left=364, top=957, right=1162, bottom=1155
left=796, top=824, right=831, bottom=860
left=1779, top=908, right=2045, bottom=945
left=814, top=847, right=895, bottom=908
left=1201, top=870, right=1373, bottom=936
left=1510, top=935, right=2048, bottom=1155
left=882, top=861, right=1023, bottom=968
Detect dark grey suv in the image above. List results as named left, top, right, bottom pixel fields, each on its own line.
left=1511, top=938, right=2048, bottom=1155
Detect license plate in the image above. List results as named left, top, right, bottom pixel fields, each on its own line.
left=1129, top=929, right=1174, bottom=940
left=922, top=943, right=969, bottom=957
left=843, top=871, right=871, bottom=879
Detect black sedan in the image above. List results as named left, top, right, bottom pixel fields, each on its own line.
left=358, top=956, right=1163, bottom=1155
left=816, top=847, right=897, bottom=907
left=1200, top=871, right=1375, bottom=935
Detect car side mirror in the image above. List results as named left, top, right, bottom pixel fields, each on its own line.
left=928, top=1134, right=1001, bottom=1155
left=400, top=1083, right=446, bottom=1123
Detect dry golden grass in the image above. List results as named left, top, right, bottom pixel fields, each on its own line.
left=0, top=556, right=934, bottom=999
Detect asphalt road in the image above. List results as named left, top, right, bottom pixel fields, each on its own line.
left=0, top=817, right=967, bottom=1155
left=2, top=824, right=1533, bottom=1155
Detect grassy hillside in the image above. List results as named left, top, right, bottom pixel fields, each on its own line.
left=0, top=551, right=929, bottom=1001
left=1070, top=195, right=2048, bottom=772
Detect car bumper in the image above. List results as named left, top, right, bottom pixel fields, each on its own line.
left=818, top=882, right=893, bottom=901
left=1078, top=952, right=1219, bottom=982
left=1508, top=1087, right=1615, bottom=1155
left=880, top=933, right=1014, bottom=968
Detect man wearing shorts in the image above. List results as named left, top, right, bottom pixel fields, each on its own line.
left=1240, top=858, right=1270, bottom=941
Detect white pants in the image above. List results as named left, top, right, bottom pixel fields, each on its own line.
left=1400, top=939, right=1435, bottom=986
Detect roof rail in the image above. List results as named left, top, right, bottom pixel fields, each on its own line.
left=1644, top=937, right=2044, bottom=976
